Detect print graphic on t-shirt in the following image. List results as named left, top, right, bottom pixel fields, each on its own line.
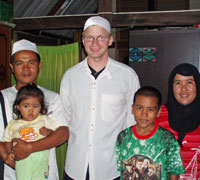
left=179, top=147, right=200, bottom=180
left=18, top=127, right=38, bottom=142
left=121, top=155, right=161, bottom=180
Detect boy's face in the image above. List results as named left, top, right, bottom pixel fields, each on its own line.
left=132, top=95, right=161, bottom=131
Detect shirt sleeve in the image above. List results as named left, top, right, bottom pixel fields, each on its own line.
left=0, top=107, right=5, bottom=141
left=126, top=70, right=140, bottom=128
left=44, top=116, right=57, bottom=131
left=60, top=70, right=72, bottom=125
left=3, top=122, right=13, bottom=142
left=44, top=91, right=68, bottom=127
left=0, top=91, right=13, bottom=141
left=165, top=133, right=186, bottom=175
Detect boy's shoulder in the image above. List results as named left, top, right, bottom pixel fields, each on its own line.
left=117, top=126, right=133, bottom=142
left=157, top=125, right=177, bottom=141
left=118, top=126, right=133, bottom=135
left=157, top=125, right=174, bottom=135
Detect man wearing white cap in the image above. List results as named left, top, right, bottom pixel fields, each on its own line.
left=0, top=39, right=69, bottom=180
left=60, top=16, right=140, bottom=180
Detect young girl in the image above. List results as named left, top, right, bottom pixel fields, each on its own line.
left=3, top=83, right=57, bottom=180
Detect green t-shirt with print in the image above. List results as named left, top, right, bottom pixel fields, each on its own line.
left=116, top=125, right=185, bottom=180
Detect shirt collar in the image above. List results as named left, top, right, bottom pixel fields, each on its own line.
left=84, top=57, right=112, bottom=80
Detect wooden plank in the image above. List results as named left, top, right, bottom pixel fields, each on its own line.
left=99, top=0, right=112, bottom=13
left=116, top=0, right=149, bottom=12
left=13, top=10, right=200, bottom=31
left=14, top=31, right=64, bottom=45
left=13, top=14, right=94, bottom=30
left=0, top=23, right=12, bottom=89
left=112, top=10, right=200, bottom=27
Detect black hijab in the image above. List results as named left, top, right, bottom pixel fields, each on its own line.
left=166, top=63, right=200, bottom=146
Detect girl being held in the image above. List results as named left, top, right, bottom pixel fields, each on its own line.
left=3, top=83, right=57, bottom=180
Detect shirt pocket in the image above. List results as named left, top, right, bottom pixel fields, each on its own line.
left=101, top=94, right=126, bottom=122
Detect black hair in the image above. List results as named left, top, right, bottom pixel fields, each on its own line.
left=133, top=86, right=162, bottom=108
left=13, top=83, right=47, bottom=120
left=10, top=53, right=41, bottom=64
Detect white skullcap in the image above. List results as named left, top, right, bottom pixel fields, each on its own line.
left=11, top=39, right=39, bottom=56
left=83, top=16, right=111, bottom=33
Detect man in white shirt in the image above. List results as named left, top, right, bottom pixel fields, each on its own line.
left=60, top=16, right=140, bottom=180
left=0, top=39, right=69, bottom=180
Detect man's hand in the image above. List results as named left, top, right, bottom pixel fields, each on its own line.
left=5, top=152, right=16, bottom=169
left=12, top=138, right=32, bottom=160
left=6, top=160, right=15, bottom=169
left=39, top=127, right=54, bottom=137
left=0, top=142, right=8, bottom=163
left=169, top=175, right=178, bottom=180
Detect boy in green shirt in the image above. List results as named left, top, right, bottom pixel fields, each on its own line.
left=116, top=86, right=185, bottom=180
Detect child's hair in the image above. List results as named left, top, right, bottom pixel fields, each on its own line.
left=133, top=86, right=162, bottom=108
left=13, top=83, right=47, bottom=119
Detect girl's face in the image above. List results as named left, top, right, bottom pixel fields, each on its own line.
left=173, top=74, right=197, bottom=105
left=17, top=96, right=41, bottom=121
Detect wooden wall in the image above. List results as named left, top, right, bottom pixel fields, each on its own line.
left=0, top=23, right=11, bottom=90
left=114, top=0, right=190, bottom=63
left=129, top=29, right=200, bottom=103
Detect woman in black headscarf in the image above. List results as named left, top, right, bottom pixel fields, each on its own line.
left=155, top=63, right=200, bottom=179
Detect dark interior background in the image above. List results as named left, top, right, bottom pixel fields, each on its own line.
left=129, top=29, right=200, bottom=103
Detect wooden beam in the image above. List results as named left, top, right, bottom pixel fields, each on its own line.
left=13, top=10, right=200, bottom=31
left=99, top=0, right=112, bottom=13
left=13, top=14, right=93, bottom=30
left=111, top=10, right=200, bottom=27
left=14, top=31, right=64, bottom=45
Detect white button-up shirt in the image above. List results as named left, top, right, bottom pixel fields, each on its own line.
left=60, top=57, right=140, bottom=180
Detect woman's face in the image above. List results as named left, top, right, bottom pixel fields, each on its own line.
left=173, top=74, right=197, bottom=105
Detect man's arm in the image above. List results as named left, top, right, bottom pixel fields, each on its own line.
left=13, top=126, right=69, bottom=160
left=0, top=142, right=7, bottom=162
left=4, top=141, right=15, bottom=169
left=169, top=175, right=178, bottom=180
left=4, top=141, right=13, bottom=155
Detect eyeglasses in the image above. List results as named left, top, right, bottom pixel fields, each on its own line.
left=84, top=35, right=109, bottom=42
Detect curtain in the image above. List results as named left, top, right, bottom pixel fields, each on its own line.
left=11, top=42, right=79, bottom=180
left=37, top=42, right=79, bottom=93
